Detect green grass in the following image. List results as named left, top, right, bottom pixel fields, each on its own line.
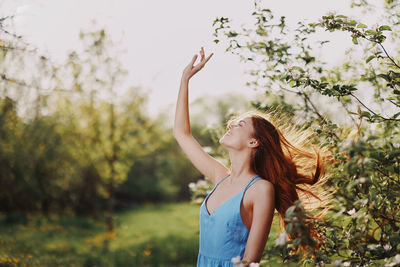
left=0, top=201, right=283, bottom=266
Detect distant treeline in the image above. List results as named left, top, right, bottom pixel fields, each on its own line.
left=0, top=95, right=209, bottom=215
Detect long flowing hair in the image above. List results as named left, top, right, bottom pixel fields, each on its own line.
left=226, top=108, right=335, bottom=255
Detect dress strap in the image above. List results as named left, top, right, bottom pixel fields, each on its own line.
left=243, top=175, right=262, bottom=192
left=206, top=174, right=230, bottom=198
left=215, top=174, right=230, bottom=187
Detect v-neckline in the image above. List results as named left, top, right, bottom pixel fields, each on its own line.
left=204, top=174, right=259, bottom=217
left=204, top=191, right=242, bottom=217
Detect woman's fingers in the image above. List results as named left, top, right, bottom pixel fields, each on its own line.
left=200, top=47, right=205, bottom=61
left=190, top=54, right=198, bottom=66
left=204, top=52, right=213, bottom=64
left=185, top=48, right=213, bottom=76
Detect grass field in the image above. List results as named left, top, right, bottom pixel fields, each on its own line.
left=0, top=201, right=283, bottom=266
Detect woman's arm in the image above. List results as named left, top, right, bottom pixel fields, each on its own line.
left=241, top=181, right=275, bottom=265
left=173, top=47, right=229, bottom=185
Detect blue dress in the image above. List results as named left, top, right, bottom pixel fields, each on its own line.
left=197, top=174, right=263, bottom=267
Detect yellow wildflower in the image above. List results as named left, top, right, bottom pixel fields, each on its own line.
left=143, top=250, right=151, bottom=256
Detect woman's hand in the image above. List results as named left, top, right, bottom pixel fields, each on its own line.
left=182, top=47, right=213, bottom=81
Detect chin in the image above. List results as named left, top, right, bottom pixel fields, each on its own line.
left=219, top=138, right=232, bottom=149
left=218, top=137, right=224, bottom=145
left=219, top=136, right=227, bottom=146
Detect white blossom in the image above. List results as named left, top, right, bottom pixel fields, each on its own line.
left=316, top=261, right=325, bottom=267
left=347, top=208, right=356, bottom=216
left=291, top=70, right=301, bottom=80
left=275, top=232, right=288, bottom=246
left=385, top=253, right=400, bottom=266
left=359, top=177, right=366, bottom=183
left=202, top=146, right=212, bottom=153
left=333, top=260, right=342, bottom=267
left=231, top=256, right=241, bottom=264
left=395, top=254, right=400, bottom=264
left=343, top=262, right=350, bottom=266
left=249, top=263, right=260, bottom=267
left=197, top=180, right=208, bottom=187
left=384, top=244, right=392, bottom=251
left=188, top=182, right=197, bottom=190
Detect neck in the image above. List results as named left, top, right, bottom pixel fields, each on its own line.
left=227, top=149, right=257, bottom=183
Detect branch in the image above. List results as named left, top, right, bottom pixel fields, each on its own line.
left=378, top=43, right=400, bottom=69
left=388, top=98, right=400, bottom=108
left=298, top=88, right=340, bottom=140
left=375, top=166, right=400, bottom=186
left=339, top=99, right=359, bottom=127
left=349, top=92, right=400, bottom=121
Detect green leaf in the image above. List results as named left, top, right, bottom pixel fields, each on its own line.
left=378, top=73, right=390, bottom=81
left=361, top=111, right=371, bottom=118
left=392, top=112, right=400, bottom=119
left=286, top=223, right=293, bottom=233
left=365, top=30, right=376, bottom=35
left=352, top=37, right=358, bottom=44
left=348, top=20, right=357, bottom=26
left=291, top=66, right=305, bottom=73
left=285, top=206, right=296, bottom=217
left=366, top=55, right=375, bottom=63
left=320, top=82, right=329, bottom=88
left=379, top=25, right=392, bottom=31
left=289, top=80, right=297, bottom=87
left=357, top=24, right=367, bottom=28
left=227, top=31, right=238, bottom=37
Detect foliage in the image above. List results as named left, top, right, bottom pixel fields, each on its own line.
left=207, top=0, right=400, bottom=266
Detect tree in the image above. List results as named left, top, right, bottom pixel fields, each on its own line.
left=209, top=0, right=400, bottom=266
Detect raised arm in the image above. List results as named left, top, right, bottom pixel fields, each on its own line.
left=173, top=47, right=229, bottom=185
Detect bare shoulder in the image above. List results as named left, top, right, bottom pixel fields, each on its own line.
left=248, top=179, right=275, bottom=201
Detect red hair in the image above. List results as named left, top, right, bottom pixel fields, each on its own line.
left=227, top=108, right=335, bottom=257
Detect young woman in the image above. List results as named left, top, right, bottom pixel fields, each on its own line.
left=173, top=47, right=331, bottom=266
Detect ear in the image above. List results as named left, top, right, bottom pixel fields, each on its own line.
left=248, top=138, right=259, bottom=148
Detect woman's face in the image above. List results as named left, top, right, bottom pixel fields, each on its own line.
left=219, top=116, right=257, bottom=150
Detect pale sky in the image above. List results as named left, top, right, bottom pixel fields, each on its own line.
left=0, top=0, right=385, bottom=123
